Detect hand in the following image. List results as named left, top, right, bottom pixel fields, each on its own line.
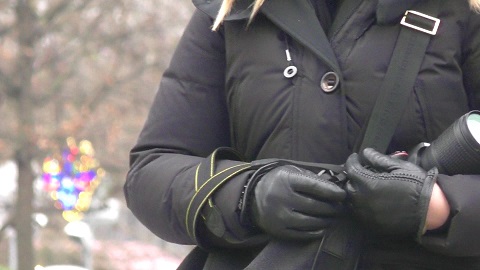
left=250, top=165, right=346, bottom=240
left=345, top=148, right=438, bottom=238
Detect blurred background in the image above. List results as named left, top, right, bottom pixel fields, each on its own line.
left=0, top=0, right=195, bottom=269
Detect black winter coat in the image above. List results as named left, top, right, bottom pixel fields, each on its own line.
left=125, top=0, right=480, bottom=269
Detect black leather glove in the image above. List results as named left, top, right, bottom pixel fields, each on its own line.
left=345, top=148, right=438, bottom=238
left=247, top=165, right=346, bottom=240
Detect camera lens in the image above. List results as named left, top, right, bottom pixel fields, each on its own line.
left=420, top=111, right=480, bottom=175
left=467, top=113, right=480, bottom=144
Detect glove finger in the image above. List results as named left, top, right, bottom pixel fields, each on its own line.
left=288, top=172, right=346, bottom=202
left=361, top=148, right=404, bottom=172
left=345, top=153, right=384, bottom=193
left=345, top=153, right=374, bottom=179
left=290, top=193, right=344, bottom=217
left=362, top=148, right=421, bottom=172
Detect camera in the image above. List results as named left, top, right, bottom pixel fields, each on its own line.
left=408, top=111, right=480, bottom=175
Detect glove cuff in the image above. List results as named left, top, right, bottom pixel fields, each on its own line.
left=238, top=162, right=279, bottom=230
left=416, top=167, right=439, bottom=240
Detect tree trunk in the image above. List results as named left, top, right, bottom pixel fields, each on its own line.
left=13, top=1, right=37, bottom=269
left=15, top=150, right=35, bottom=270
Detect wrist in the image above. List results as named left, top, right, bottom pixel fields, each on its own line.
left=425, top=183, right=450, bottom=231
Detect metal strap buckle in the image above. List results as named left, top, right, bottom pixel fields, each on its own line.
left=400, top=10, right=440, bottom=35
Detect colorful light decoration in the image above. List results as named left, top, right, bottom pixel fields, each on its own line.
left=42, top=137, right=104, bottom=222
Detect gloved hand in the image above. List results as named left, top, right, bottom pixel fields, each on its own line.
left=345, top=148, right=438, bottom=238
left=248, top=165, right=346, bottom=240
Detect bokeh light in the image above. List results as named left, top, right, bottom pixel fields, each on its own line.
left=42, top=137, right=103, bottom=222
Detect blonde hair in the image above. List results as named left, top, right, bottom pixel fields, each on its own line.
left=471, top=0, right=480, bottom=12
left=212, top=0, right=264, bottom=30
left=212, top=0, right=480, bottom=31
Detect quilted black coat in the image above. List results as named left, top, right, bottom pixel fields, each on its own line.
left=125, top=0, right=480, bottom=268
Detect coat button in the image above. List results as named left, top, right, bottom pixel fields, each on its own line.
left=320, top=72, right=339, bottom=93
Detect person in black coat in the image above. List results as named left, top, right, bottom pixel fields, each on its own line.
left=125, top=0, right=480, bottom=269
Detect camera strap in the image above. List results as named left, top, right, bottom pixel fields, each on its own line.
left=358, top=3, right=441, bottom=154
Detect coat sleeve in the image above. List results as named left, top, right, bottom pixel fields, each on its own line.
left=419, top=174, right=480, bottom=256
left=418, top=10, right=480, bottom=256
left=463, top=9, right=480, bottom=110
left=124, top=10, right=264, bottom=249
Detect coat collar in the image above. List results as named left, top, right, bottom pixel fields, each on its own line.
left=192, top=0, right=424, bottom=72
left=192, top=0, right=425, bottom=25
left=193, top=0, right=341, bottom=72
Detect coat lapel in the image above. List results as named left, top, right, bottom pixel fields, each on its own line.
left=261, top=0, right=341, bottom=73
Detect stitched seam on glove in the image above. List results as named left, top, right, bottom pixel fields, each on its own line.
left=350, top=167, right=424, bottom=185
left=287, top=171, right=339, bottom=186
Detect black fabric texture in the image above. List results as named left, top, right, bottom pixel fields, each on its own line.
left=124, top=0, right=480, bottom=268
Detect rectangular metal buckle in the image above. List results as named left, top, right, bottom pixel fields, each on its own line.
left=400, top=10, right=440, bottom=35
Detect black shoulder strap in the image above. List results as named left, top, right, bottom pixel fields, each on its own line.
left=316, top=3, right=442, bottom=270
left=358, top=4, right=441, bottom=154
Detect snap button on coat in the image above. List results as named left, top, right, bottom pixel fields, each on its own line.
left=320, top=71, right=339, bottom=92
